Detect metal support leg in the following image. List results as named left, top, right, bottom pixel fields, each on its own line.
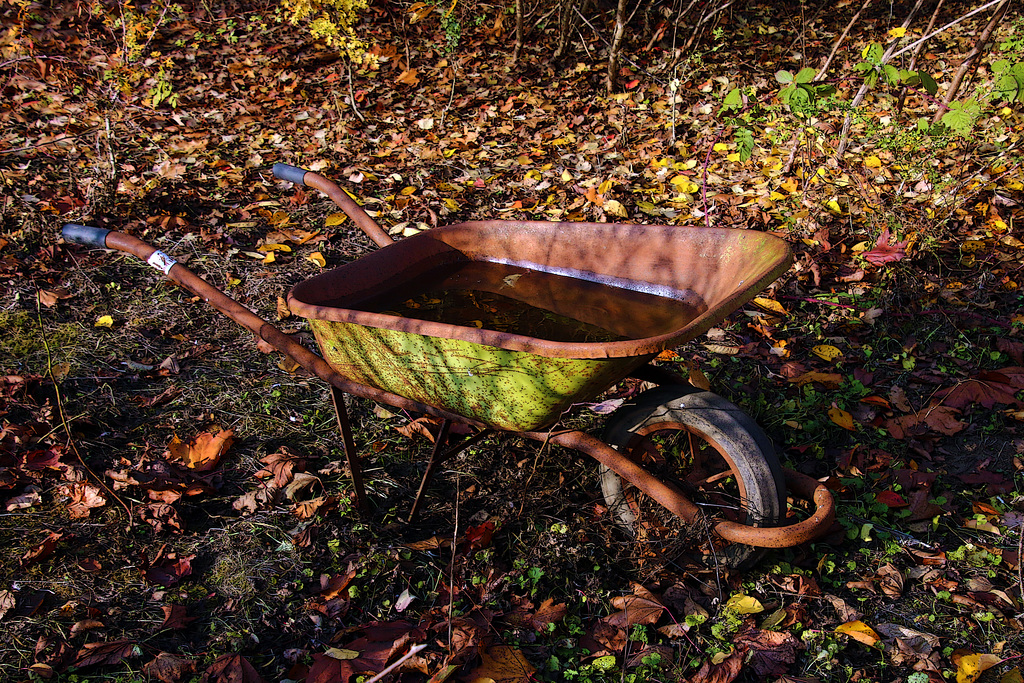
left=330, top=385, right=367, bottom=510
left=407, top=425, right=494, bottom=522
left=408, top=420, right=452, bottom=522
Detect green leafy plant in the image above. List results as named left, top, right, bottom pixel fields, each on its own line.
left=776, top=67, right=835, bottom=109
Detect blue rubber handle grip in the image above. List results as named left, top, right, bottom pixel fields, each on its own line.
left=62, top=224, right=111, bottom=248
left=273, top=163, right=308, bottom=185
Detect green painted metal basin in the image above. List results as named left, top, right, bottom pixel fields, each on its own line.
left=288, top=221, right=791, bottom=431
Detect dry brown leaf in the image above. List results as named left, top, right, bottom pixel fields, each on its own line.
left=469, top=645, right=536, bottom=683
left=63, top=481, right=108, bottom=518
left=199, top=653, right=265, bottom=683
left=144, top=652, right=197, bottom=683
left=166, top=429, right=234, bottom=471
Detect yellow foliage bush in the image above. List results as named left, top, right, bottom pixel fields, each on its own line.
left=283, top=0, right=372, bottom=63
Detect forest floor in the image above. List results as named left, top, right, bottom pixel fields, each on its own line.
left=1, top=0, right=1023, bottom=681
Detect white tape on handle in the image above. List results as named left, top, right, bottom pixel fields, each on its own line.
left=147, top=250, right=177, bottom=274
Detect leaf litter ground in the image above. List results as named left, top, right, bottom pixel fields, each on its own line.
left=1, top=1, right=1023, bottom=681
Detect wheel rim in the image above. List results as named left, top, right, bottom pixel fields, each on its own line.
left=609, top=423, right=767, bottom=564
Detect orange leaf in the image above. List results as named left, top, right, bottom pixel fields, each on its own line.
left=835, top=620, right=880, bottom=646
left=167, top=430, right=234, bottom=471
left=469, top=645, right=535, bottom=683
left=829, top=406, right=855, bottom=431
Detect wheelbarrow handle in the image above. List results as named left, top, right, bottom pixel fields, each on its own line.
left=272, top=163, right=309, bottom=186
left=272, top=163, right=394, bottom=249
left=62, top=223, right=112, bottom=249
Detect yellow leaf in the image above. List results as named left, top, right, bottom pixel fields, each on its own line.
left=262, top=251, right=276, bottom=264
left=675, top=160, right=698, bottom=170
left=825, top=199, right=843, bottom=214
left=864, top=155, right=882, bottom=168
left=753, top=297, right=787, bottom=315
left=713, top=142, right=729, bottom=152
left=400, top=186, right=418, bottom=195
left=955, top=653, right=1001, bottom=683
left=258, top=243, right=292, bottom=253
left=769, top=191, right=786, bottom=201
left=887, top=27, right=907, bottom=38
left=811, top=344, right=843, bottom=361
left=307, top=252, right=326, bottom=268
left=443, top=198, right=459, bottom=211
left=324, top=648, right=359, bottom=660
left=561, top=170, right=573, bottom=182
left=725, top=594, right=763, bottom=614
left=603, top=199, right=628, bottom=218
left=324, top=212, right=348, bottom=226
left=829, top=406, right=856, bottom=431
left=704, top=343, right=740, bottom=355
left=780, top=178, right=799, bottom=193
left=836, top=621, right=880, bottom=646
left=598, top=179, right=613, bottom=195
left=727, top=153, right=741, bottom=162
left=524, top=169, right=542, bottom=182
left=670, top=176, right=700, bottom=193
left=94, top=315, right=114, bottom=328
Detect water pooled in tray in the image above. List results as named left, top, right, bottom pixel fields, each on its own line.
left=350, top=260, right=707, bottom=344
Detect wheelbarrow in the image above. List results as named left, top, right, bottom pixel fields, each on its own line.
left=62, top=163, right=834, bottom=567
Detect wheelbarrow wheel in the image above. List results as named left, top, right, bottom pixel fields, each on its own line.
left=601, top=386, right=786, bottom=569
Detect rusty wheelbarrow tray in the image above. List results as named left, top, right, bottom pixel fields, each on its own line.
left=61, top=163, right=833, bottom=563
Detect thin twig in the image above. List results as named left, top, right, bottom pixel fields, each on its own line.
left=346, top=62, right=366, bottom=123
left=816, top=0, right=871, bottom=80
left=889, top=0, right=1005, bottom=61
left=362, top=644, right=428, bottom=683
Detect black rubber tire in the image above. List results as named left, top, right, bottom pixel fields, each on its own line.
left=601, top=386, right=786, bottom=569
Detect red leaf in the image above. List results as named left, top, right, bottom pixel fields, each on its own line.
left=862, top=227, right=908, bottom=265
left=74, top=640, right=138, bottom=668
left=199, top=653, right=265, bottom=683
left=21, top=530, right=62, bottom=568
left=305, top=653, right=357, bottom=683
left=464, top=521, right=495, bottom=551
left=142, top=547, right=194, bottom=587
left=876, top=490, right=908, bottom=508
left=160, top=604, right=198, bottom=630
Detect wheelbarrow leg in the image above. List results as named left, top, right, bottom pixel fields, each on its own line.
left=330, top=385, right=368, bottom=510
left=408, top=425, right=494, bottom=522
left=409, top=420, right=452, bottom=522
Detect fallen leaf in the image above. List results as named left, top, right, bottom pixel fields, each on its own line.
left=255, top=447, right=306, bottom=487
left=829, top=406, right=855, bottom=430
left=953, top=652, right=1001, bottom=683
left=529, top=598, right=568, bottom=631
left=74, top=640, right=139, bottom=668
left=862, top=227, right=908, bottom=265
left=166, top=429, right=234, bottom=472
left=811, top=344, right=843, bottom=362
left=788, top=371, right=844, bottom=388
left=836, top=620, right=881, bottom=646
left=725, top=594, right=764, bottom=614
left=0, top=590, right=15, bottom=620
left=199, top=653, right=265, bottom=683
left=138, top=502, right=185, bottom=533
left=94, top=315, right=114, bottom=328
left=144, top=652, right=197, bottom=683
left=22, top=530, right=62, bottom=568
left=160, top=604, right=198, bottom=630
left=142, top=548, right=194, bottom=587
left=464, top=520, right=495, bottom=550
left=59, top=481, right=108, bottom=518
left=469, top=645, right=536, bottom=683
